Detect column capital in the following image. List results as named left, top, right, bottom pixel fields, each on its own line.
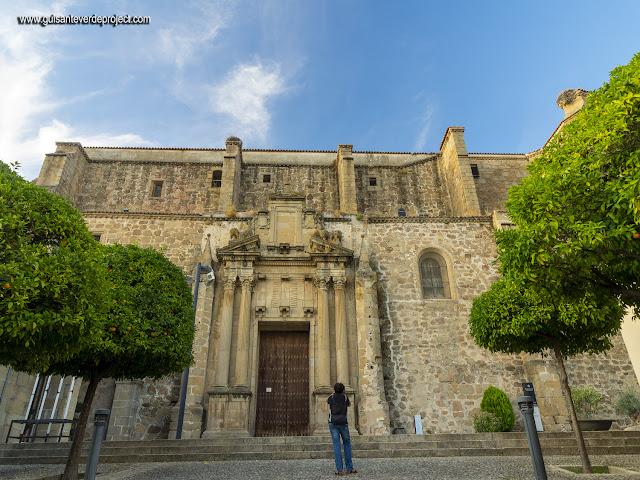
left=333, top=277, right=347, bottom=290
left=314, top=276, right=329, bottom=291
left=223, top=277, right=237, bottom=291
left=240, top=276, right=255, bottom=291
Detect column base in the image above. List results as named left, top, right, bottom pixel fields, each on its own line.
left=202, top=387, right=253, bottom=437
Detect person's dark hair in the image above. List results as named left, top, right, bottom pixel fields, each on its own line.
left=334, top=382, right=345, bottom=394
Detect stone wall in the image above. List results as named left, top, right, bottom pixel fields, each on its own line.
left=75, top=162, right=223, bottom=214
left=84, top=214, right=208, bottom=271
left=239, top=165, right=339, bottom=212
left=469, top=155, right=529, bottom=215
left=355, top=161, right=447, bottom=217
left=26, top=130, right=640, bottom=439
left=364, top=218, right=638, bottom=433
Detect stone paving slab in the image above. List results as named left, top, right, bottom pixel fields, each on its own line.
left=1, top=455, right=639, bottom=480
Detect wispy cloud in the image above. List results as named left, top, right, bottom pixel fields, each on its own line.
left=0, top=1, right=153, bottom=180
left=153, top=1, right=234, bottom=69
left=413, top=101, right=436, bottom=153
left=208, top=61, right=287, bottom=142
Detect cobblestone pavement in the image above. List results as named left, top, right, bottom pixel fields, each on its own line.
left=1, top=455, right=639, bottom=480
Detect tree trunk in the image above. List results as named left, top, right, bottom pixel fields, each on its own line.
left=61, top=371, right=103, bottom=480
left=552, top=339, right=592, bottom=474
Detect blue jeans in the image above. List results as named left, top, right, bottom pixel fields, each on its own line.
left=329, top=424, right=353, bottom=472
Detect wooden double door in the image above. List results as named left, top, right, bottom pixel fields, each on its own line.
left=255, top=331, right=309, bottom=436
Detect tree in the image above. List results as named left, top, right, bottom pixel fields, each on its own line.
left=469, top=52, right=640, bottom=474
left=54, top=243, right=195, bottom=479
left=469, top=277, right=625, bottom=473
left=0, top=163, right=195, bottom=479
left=0, top=161, right=107, bottom=373
left=497, top=52, right=640, bottom=314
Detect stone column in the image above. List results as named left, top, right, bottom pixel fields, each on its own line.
left=315, top=276, right=331, bottom=389
left=233, top=276, right=254, bottom=389
left=354, top=241, right=390, bottom=435
left=333, top=277, right=349, bottom=386
left=336, top=144, right=357, bottom=214
left=213, top=278, right=236, bottom=388
left=439, top=127, right=480, bottom=217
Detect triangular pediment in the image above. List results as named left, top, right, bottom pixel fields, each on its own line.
left=217, top=234, right=260, bottom=254
left=307, top=235, right=353, bottom=256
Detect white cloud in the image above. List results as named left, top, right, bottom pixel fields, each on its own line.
left=8, top=120, right=154, bottom=181
left=153, top=1, right=233, bottom=69
left=0, top=1, right=153, bottom=180
left=209, top=61, right=287, bottom=142
left=413, top=103, right=435, bottom=153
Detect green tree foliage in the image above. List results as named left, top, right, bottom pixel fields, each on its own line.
left=469, top=52, right=640, bottom=473
left=0, top=163, right=196, bottom=478
left=469, top=278, right=625, bottom=358
left=479, top=385, right=515, bottom=432
left=0, top=161, right=107, bottom=373
left=469, top=277, right=624, bottom=473
left=497, top=52, right=640, bottom=312
left=55, top=243, right=195, bottom=479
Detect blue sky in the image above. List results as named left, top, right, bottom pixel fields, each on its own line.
left=2, top=1, right=639, bottom=180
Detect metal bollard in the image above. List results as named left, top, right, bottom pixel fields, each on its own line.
left=517, top=396, right=547, bottom=480
left=84, top=409, right=110, bottom=480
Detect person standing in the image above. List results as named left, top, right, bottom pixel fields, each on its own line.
left=327, top=382, right=357, bottom=475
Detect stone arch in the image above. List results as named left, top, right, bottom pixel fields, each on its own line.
left=417, top=247, right=456, bottom=300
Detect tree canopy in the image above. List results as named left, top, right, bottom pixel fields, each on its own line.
left=469, top=52, right=640, bottom=475
left=47, top=243, right=196, bottom=382
left=1, top=163, right=196, bottom=478
left=0, top=161, right=107, bottom=373
left=469, top=277, right=625, bottom=358
left=56, top=243, right=195, bottom=480
left=497, top=52, right=640, bottom=313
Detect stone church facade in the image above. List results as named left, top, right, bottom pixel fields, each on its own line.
left=1, top=92, right=638, bottom=441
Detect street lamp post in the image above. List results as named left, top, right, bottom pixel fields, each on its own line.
left=176, top=262, right=213, bottom=440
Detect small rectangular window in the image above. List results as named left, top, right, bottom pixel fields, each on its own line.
left=151, top=181, right=163, bottom=197
left=369, top=177, right=377, bottom=186
left=212, top=170, right=222, bottom=188
left=470, top=164, right=480, bottom=179
left=263, top=174, right=271, bottom=183
left=93, top=234, right=102, bottom=242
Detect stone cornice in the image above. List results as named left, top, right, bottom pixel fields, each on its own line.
left=86, top=159, right=224, bottom=167
left=245, top=163, right=334, bottom=169
left=367, top=216, right=493, bottom=224
left=466, top=153, right=528, bottom=160
left=81, top=210, right=251, bottom=222
left=256, top=259, right=315, bottom=267
left=82, top=211, right=205, bottom=220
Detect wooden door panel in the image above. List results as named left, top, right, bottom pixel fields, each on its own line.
left=255, top=331, right=309, bottom=436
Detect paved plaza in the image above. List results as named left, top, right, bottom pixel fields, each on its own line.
left=1, top=455, right=640, bottom=480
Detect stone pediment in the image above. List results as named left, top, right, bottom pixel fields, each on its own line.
left=307, top=235, right=353, bottom=256
left=217, top=234, right=260, bottom=255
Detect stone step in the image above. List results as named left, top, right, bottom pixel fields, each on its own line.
left=1, top=432, right=638, bottom=465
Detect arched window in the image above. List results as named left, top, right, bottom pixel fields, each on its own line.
left=419, top=251, right=451, bottom=299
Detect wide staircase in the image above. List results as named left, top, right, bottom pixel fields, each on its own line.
left=1, top=431, right=639, bottom=465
